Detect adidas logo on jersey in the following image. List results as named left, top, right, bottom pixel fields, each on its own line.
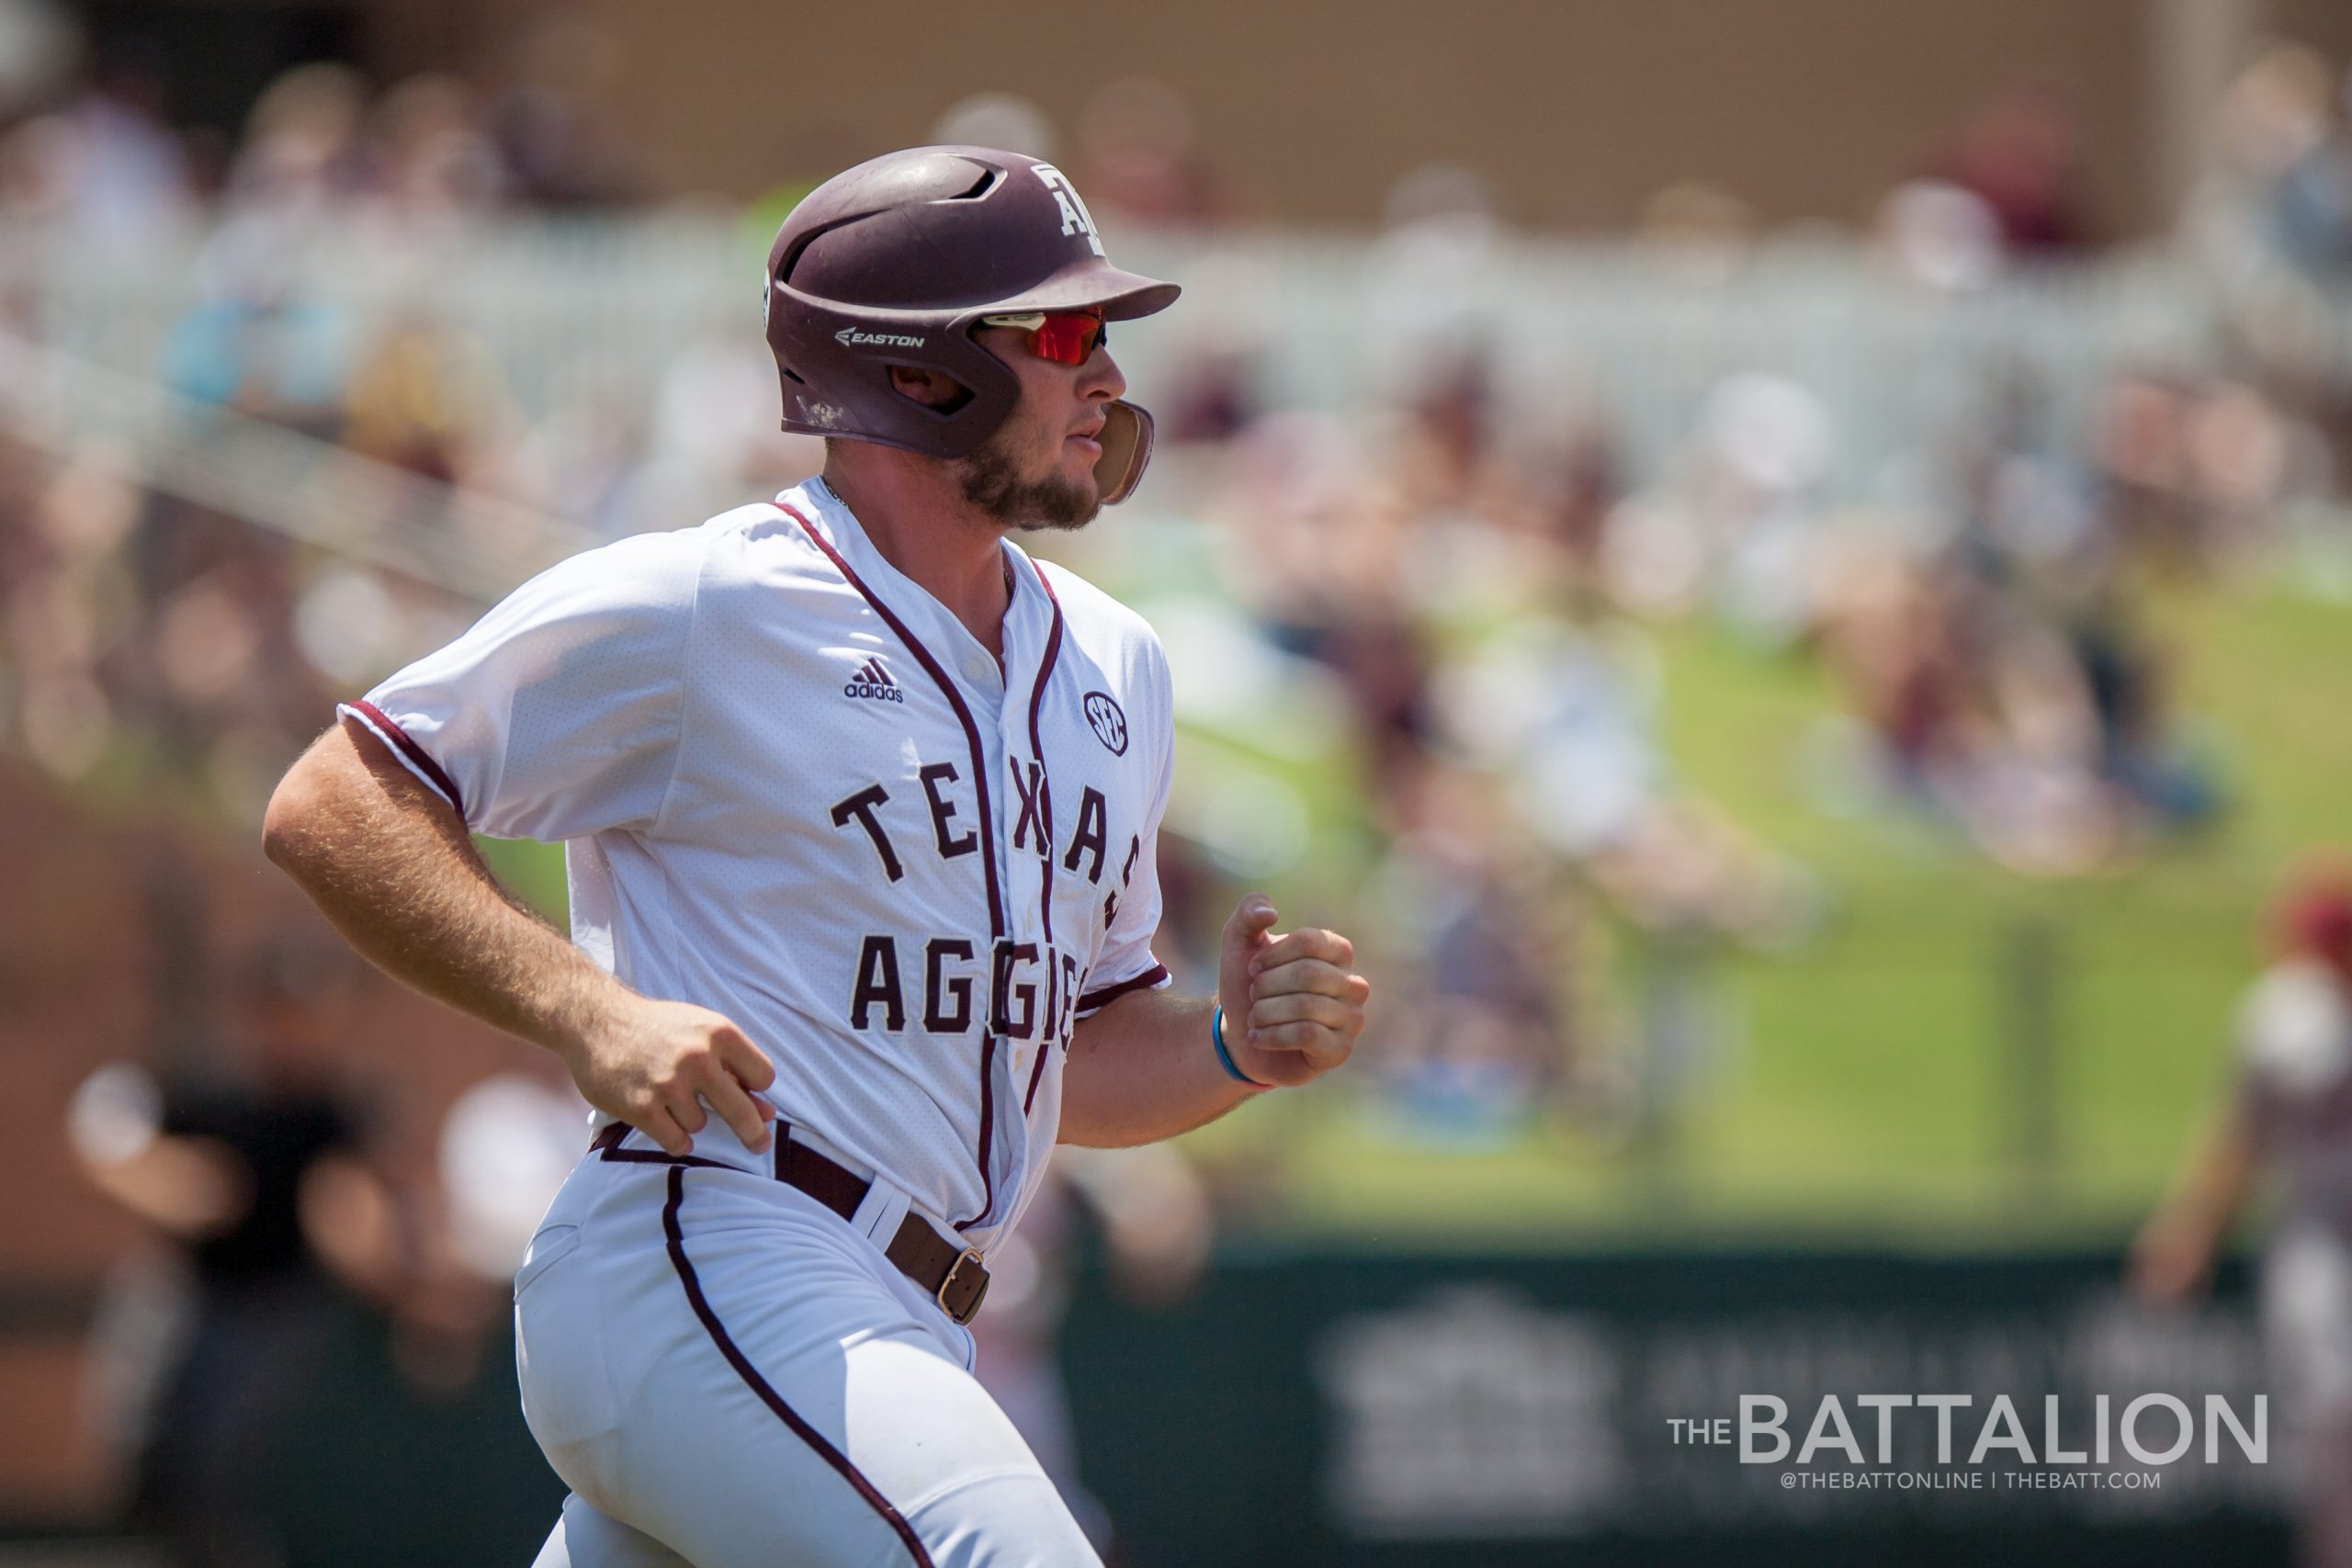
left=843, top=659, right=905, bottom=703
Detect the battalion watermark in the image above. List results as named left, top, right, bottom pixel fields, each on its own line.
left=1665, top=1392, right=2265, bottom=1487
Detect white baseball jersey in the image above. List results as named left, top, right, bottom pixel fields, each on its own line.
left=344, top=477, right=1174, bottom=1254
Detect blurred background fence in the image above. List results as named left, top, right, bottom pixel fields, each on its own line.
left=9, top=220, right=2326, bottom=496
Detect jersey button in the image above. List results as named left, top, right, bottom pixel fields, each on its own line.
left=963, top=654, right=993, bottom=683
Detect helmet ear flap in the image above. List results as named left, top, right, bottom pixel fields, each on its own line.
left=1092, top=400, right=1155, bottom=505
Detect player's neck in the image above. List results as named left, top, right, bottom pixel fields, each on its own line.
left=820, top=460, right=1011, bottom=659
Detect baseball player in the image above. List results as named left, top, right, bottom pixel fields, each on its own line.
left=2132, top=860, right=2352, bottom=1564
left=260, top=145, right=1370, bottom=1566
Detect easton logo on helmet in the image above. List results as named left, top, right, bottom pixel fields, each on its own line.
left=835, top=327, right=927, bottom=349
left=844, top=657, right=905, bottom=704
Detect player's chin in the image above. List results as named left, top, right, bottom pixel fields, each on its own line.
left=1020, top=468, right=1103, bottom=532
left=1026, top=497, right=1102, bottom=533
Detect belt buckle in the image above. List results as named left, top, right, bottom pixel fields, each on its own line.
left=936, top=1246, right=989, bottom=1325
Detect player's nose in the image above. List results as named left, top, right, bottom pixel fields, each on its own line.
left=1082, top=345, right=1127, bottom=404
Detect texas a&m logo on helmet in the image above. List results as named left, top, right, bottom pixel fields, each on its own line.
left=1031, top=163, right=1105, bottom=258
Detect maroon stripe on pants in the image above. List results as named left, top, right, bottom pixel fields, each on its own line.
left=660, top=1166, right=935, bottom=1566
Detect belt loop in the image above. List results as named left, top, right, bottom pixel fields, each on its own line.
left=850, top=1173, right=911, bottom=1248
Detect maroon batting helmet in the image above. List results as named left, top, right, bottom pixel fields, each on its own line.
left=763, top=145, right=1179, bottom=504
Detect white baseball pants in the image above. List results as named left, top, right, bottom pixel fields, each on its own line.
left=515, top=1141, right=1099, bottom=1567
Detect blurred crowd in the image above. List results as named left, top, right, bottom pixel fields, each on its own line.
left=0, top=30, right=2348, bottom=1162
left=0, top=0, right=2340, bottom=1153
left=1123, top=45, right=2352, bottom=1143
left=1183, top=329, right=2338, bottom=1139
left=0, top=9, right=695, bottom=824
left=0, top=19, right=639, bottom=232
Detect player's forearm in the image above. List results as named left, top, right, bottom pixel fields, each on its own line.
left=263, top=719, right=632, bottom=1060
left=82, top=1137, right=249, bottom=1235
left=1057, top=988, right=1261, bottom=1147
left=2167, top=1101, right=2260, bottom=1241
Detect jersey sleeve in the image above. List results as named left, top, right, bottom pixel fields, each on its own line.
left=1076, top=643, right=1176, bottom=1018
left=2232, top=962, right=2352, bottom=1151
left=342, top=531, right=704, bottom=842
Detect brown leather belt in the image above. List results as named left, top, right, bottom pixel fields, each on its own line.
left=591, top=1122, right=989, bottom=1325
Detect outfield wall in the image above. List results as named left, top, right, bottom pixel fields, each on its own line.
left=0, top=1247, right=2291, bottom=1564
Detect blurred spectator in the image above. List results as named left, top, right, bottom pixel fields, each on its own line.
left=370, top=73, right=507, bottom=219
left=483, top=14, right=639, bottom=207
left=2188, top=43, right=2352, bottom=288
left=223, top=62, right=377, bottom=218
left=0, top=0, right=76, bottom=120
left=509, top=366, right=655, bottom=539
left=1635, top=181, right=1758, bottom=287
left=930, top=91, right=1057, bottom=163
left=1, top=436, right=137, bottom=779
left=1935, top=88, right=2093, bottom=255
left=1159, top=342, right=1261, bottom=446
left=1358, top=758, right=1572, bottom=1146
left=437, top=1066, right=587, bottom=1290
left=340, top=310, right=509, bottom=487
left=160, top=223, right=354, bottom=436
left=402, top=1059, right=592, bottom=1391
left=2133, top=854, right=2352, bottom=1567
left=1074, top=77, right=1218, bottom=225
left=1694, top=373, right=1839, bottom=645
left=1530, top=412, right=1623, bottom=606
left=0, top=37, right=192, bottom=237
left=2269, top=74, right=2352, bottom=280
left=1875, top=178, right=2007, bottom=291
left=631, top=333, right=824, bottom=532
left=70, top=939, right=393, bottom=1567
left=1811, top=542, right=2216, bottom=874
left=1364, top=162, right=1507, bottom=403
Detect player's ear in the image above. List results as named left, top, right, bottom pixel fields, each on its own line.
left=888, top=365, right=972, bottom=413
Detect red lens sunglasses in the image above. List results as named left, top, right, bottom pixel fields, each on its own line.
left=978, top=310, right=1108, bottom=366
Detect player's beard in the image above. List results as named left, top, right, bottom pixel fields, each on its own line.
left=956, top=424, right=1099, bottom=532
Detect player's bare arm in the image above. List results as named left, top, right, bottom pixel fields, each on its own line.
left=1060, top=895, right=1370, bottom=1147
left=263, top=716, right=775, bottom=1158
left=2129, top=1096, right=2257, bottom=1304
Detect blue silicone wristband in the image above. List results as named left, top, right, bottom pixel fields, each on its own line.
left=1213, top=1005, right=1271, bottom=1089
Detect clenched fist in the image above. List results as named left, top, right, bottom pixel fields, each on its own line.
left=1216, top=895, right=1370, bottom=1089
left=560, top=997, right=777, bottom=1156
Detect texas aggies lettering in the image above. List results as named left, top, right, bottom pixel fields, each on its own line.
left=831, top=773, right=1140, bottom=1047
